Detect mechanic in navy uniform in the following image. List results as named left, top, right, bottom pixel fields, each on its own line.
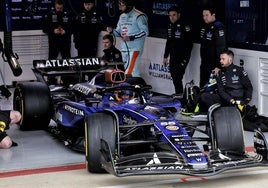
left=101, top=34, right=124, bottom=71
left=163, top=6, right=193, bottom=96
left=73, top=0, right=104, bottom=58
left=199, top=6, right=227, bottom=88
left=43, top=0, right=72, bottom=59
left=200, top=49, right=253, bottom=111
left=0, top=110, right=21, bottom=149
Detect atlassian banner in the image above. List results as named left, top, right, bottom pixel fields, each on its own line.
left=139, top=38, right=201, bottom=95
left=140, top=58, right=175, bottom=95
left=139, top=37, right=175, bottom=95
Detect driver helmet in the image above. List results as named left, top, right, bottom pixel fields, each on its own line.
left=114, top=83, right=135, bottom=103
left=115, top=90, right=134, bottom=103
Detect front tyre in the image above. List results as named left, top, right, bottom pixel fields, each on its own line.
left=85, top=113, right=116, bottom=173
left=13, top=82, right=53, bottom=131
left=213, top=106, right=245, bottom=153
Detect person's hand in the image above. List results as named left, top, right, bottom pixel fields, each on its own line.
left=213, top=67, right=221, bottom=76
left=230, top=99, right=236, bottom=105
left=121, top=35, right=130, bottom=41
left=163, top=58, right=169, bottom=67
left=244, top=98, right=251, bottom=105
left=59, top=28, right=66, bottom=35
left=54, top=28, right=61, bottom=34
left=106, top=27, right=113, bottom=33
left=10, top=110, right=21, bottom=124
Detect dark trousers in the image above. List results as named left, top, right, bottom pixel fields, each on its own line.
left=200, top=60, right=213, bottom=88
left=48, top=39, right=71, bottom=85
left=200, top=92, right=229, bottom=112
left=49, top=42, right=71, bottom=59
left=77, top=47, right=97, bottom=58
left=169, top=58, right=188, bottom=94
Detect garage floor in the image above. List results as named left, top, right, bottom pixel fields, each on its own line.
left=1, top=90, right=268, bottom=188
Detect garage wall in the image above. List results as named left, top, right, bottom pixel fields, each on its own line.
left=1, top=30, right=267, bottom=116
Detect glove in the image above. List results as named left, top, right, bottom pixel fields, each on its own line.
left=244, top=98, right=251, bottom=105
left=0, top=121, right=6, bottom=132
left=230, top=99, right=236, bottom=105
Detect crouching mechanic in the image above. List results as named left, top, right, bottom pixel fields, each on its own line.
left=101, top=34, right=124, bottom=71
left=0, top=110, right=21, bottom=149
left=200, top=49, right=253, bottom=111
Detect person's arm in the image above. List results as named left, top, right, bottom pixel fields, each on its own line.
left=110, top=16, right=121, bottom=37
left=114, top=48, right=123, bottom=62
left=214, top=21, right=226, bottom=69
left=163, top=36, right=171, bottom=66
left=182, top=24, right=193, bottom=63
left=163, top=38, right=171, bottom=59
left=129, top=14, right=149, bottom=41
left=60, top=12, right=73, bottom=36
left=240, top=69, right=253, bottom=102
left=72, top=15, right=80, bottom=49
left=42, top=14, right=52, bottom=34
left=217, top=72, right=234, bottom=104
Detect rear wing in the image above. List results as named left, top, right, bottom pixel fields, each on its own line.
left=32, top=58, right=124, bottom=83
left=33, top=58, right=104, bottom=73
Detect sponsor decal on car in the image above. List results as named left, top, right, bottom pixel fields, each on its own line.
left=213, top=159, right=248, bottom=167
left=187, top=153, right=204, bottom=157
left=38, top=58, right=100, bottom=68
left=64, top=104, right=84, bottom=116
left=166, top=125, right=179, bottom=131
left=73, top=84, right=94, bottom=95
left=253, top=137, right=265, bottom=145
left=123, top=165, right=184, bottom=171
left=160, top=122, right=168, bottom=126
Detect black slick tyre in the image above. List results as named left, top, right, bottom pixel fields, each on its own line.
left=213, top=106, right=245, bottom=153
left=13, top=82, right=53, bottom=131
left=85, top=113, right=116, bottom=173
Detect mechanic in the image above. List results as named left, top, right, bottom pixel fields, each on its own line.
left=101, top=34, right=124, bottom=71
left=0, top=110, right=21, bottom=149
left=106, top=0, right=149, bottom=77
left=43, top=0, right=73, bottom=85
left=200, top=49, right=253, bottom=111
left=163, top=5, right=193, bottom=96
left=43, top=0, right=72, bottom=59
left=199, top=6, right=227, bottom=88
left=73, top=0, right=104, bottom=58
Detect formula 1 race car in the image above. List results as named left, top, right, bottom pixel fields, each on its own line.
left=13, top=57, right=146, bottom=150
left=13, top=58, right=268, bottom=177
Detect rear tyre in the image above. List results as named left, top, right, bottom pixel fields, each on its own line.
left=13, top=82, right=53, bottom=131
left=213, top=106, right=245, bottom=153
left=85, top=113, right=116, bottom=173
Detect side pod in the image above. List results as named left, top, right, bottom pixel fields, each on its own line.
left=254, top=128, right=268, bottom=160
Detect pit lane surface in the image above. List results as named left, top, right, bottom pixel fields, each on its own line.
left=1, top=167, right=268, bottom=188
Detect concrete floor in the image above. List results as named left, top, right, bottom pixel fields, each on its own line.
left=2, top=167, right=268, bottom=188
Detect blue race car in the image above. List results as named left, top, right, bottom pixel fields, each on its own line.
left=13, top=58, right=268, bottom=177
